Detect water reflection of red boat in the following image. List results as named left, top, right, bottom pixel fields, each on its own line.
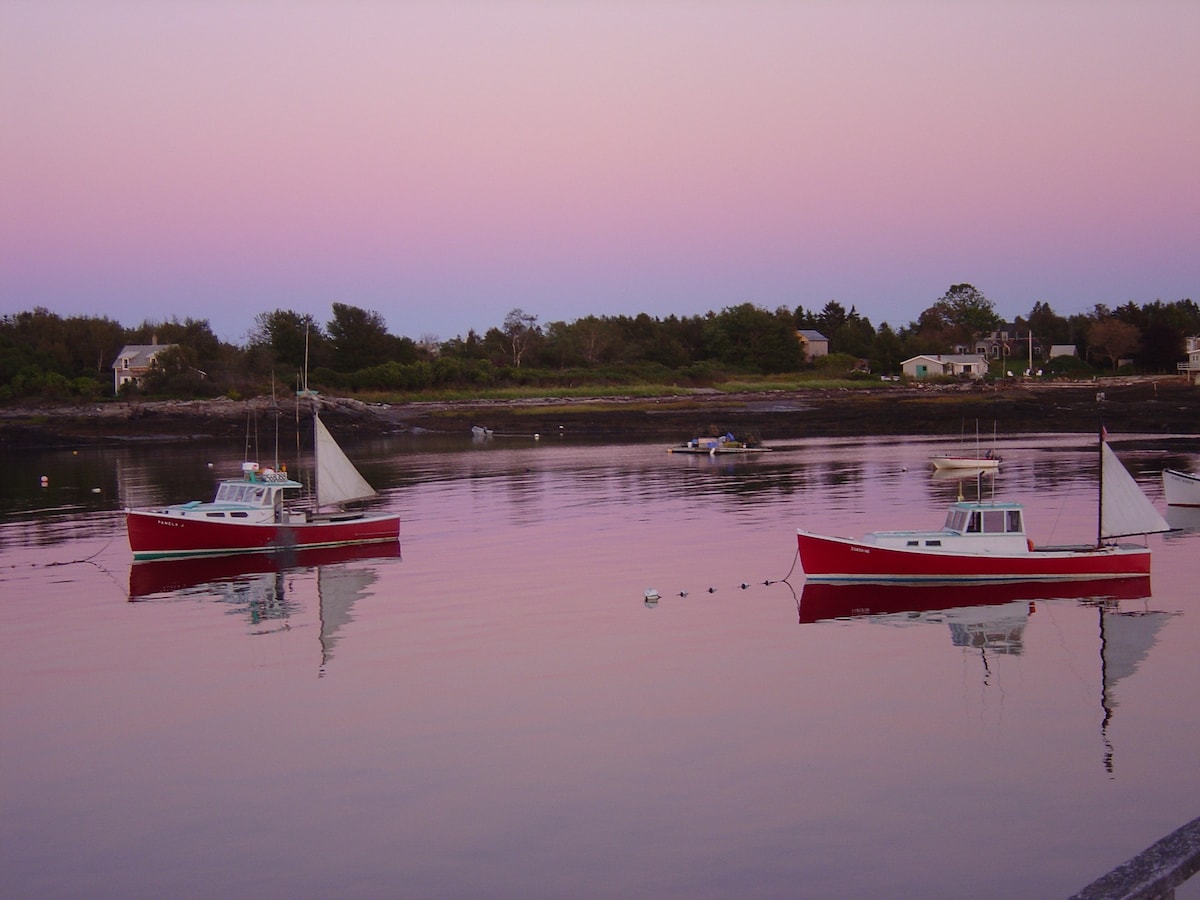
left=797, top=576, right=1151, bottom=624
left=129, top=541, right=401, bottom=599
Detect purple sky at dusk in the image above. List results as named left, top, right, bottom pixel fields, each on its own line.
left=2, top=1, right=1197, bottom=345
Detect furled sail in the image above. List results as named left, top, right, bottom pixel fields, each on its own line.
left=1100, top=442, right=1170, bottom=539
left=315, top=414, right=377, bottom=508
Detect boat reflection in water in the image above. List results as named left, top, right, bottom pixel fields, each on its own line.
left=797, top=576, right=1171, bottom=773
left=796, top=577, right=1152, bottom=625
left=129, top=542, right=402, bottom=669
left=1165, top=504, right=1200, bottom=533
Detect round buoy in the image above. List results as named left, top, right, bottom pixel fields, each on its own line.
left=40, top=476, right=48, bottom=487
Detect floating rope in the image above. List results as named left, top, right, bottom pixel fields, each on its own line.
left=644, top=547, right=802, bottom=603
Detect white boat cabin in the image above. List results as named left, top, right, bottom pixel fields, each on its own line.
left=148, top=463, right=306, bottom=525
left=862, top=500, right=1031, bottom=554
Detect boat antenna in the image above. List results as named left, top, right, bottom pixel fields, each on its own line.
left=271, top=372, right=280, bottom=470
left=243, top=404, right=258, bottom=463
left=303, top=322, right=310, bottom=395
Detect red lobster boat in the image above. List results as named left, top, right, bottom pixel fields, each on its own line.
left=797, top=429, right=1169, bottom=584
left=126, top=410, right=400, bottom=560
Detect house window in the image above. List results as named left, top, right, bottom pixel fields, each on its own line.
left=122, top=358, right=130, bottom=369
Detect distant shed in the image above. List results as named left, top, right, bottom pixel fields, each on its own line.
left=796, top=329, right=829, bottom=361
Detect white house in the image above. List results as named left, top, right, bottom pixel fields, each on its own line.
left=796, top=329, right=829, bottom=362
left=901, top=354, right=989, bottom=380
left=1181, top=336, right=1200, bottom=383
left=112, top=342, right=176, bottom=395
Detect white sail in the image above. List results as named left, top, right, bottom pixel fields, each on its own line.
left=1100, top=442, right=1170, bottom=539
left=315, top=414, right=377, bottom=508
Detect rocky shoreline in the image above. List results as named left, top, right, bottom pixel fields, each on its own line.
left=2, top=378, right=1197, bottom=448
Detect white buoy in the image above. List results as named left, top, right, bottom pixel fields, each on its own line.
left=40, top=475, right=48, bottom=487
left=644, top=588, right=660, bottom=602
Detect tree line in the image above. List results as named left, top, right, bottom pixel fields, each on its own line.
left=2, top=287, right=1197, bottom=402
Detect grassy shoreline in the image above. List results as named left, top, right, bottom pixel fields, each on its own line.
left=3, top=377, right=1197, bottom=448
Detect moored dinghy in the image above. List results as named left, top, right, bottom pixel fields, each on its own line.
left=1162, top=468, right=1200, bottom=507
left=930, top=419, right=1001, bottom=469
left=668, top=432, right=770, bottom=454
left=797, top=428, right=1169, bottom=583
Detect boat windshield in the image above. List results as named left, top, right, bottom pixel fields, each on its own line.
left=215, top=483, right=271, bottom=505
left=945, top=506, right=1023, bottom=534
left=945, top=508, right=970, bottom=532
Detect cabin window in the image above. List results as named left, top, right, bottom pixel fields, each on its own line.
left=926, top=540, right=942, bottom=547
left=907, top=540, right=919, bottom=546
left=205, top=512, right=225, bottom=518
left=967, top=512, right=981, bottom=533
left=230, top=512, right=248, bottom=518
left=253, top=488, right=265, bottom=504
left=1006, top=510, right=1023, bottom=533
left=222, top=485, right=251, bottom=503
left=983, top=510, right=1005, bottom=533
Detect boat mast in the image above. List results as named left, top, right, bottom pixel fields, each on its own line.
left=1097, top=419, right=1104, bottom=548
left=304, top=323, right=320, bottom=512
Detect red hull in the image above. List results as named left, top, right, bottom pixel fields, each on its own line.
left=796, top=530, right=1152, bottom=583
left=127, top=509, right=400, bottom=560
left=797, top=576, right=1151, bottom=624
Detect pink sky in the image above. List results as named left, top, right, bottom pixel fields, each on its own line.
left=2, top=1, right=1197, bottom=343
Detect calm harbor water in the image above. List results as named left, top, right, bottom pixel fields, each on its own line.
left=2, top=429, right=1198, bottom=898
